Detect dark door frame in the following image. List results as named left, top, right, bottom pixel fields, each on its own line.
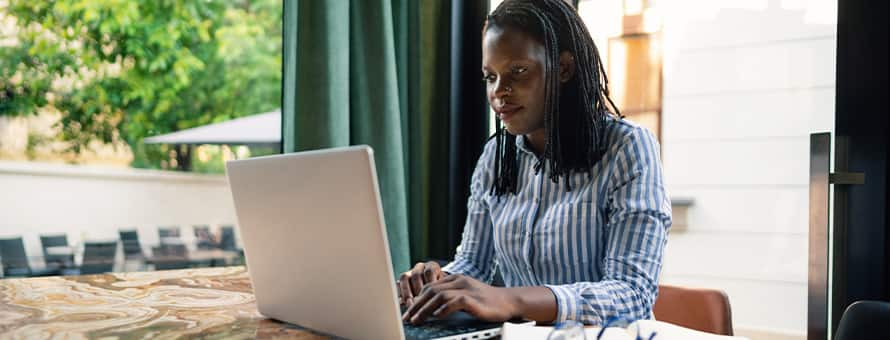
left=825, top=0, right=890, bottom=339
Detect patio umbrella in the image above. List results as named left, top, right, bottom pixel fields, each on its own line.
left=143, top=110, right=280, bottom=148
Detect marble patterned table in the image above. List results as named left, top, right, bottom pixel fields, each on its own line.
left=0, top=267, right=333, bottom=339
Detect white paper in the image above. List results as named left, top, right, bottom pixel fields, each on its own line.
left=501, top=320, right=751, bottom=340
left=501, top=322, right=632, bottom=340
left=629, top=320, right=750, bottom=340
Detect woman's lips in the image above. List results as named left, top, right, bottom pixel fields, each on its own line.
left=496, top=105, right=523, bottom=121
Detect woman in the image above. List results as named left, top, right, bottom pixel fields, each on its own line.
left=400, top=0, right=670, bottom=326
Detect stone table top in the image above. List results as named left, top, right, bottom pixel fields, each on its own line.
left=0, top=266, right=332, bottom=339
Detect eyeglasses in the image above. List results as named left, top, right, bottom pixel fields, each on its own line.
left=547, top=317, right=658, bottom=340
left=547, top=320, right=586, bottom=340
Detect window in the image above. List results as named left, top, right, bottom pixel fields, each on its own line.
left=607, top=0, right=662, bottom=140
left=0, top=0, right=282, bottom=274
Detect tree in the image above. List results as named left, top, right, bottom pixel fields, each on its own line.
left=0, top=0, right=281, bottom=169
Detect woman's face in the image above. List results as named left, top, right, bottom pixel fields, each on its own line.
left=482, top=26, right=547, bottom=137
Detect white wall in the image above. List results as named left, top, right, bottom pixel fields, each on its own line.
left=659, top=0, right=836, bottom=338
left=0, top=161, right=239, bottom=261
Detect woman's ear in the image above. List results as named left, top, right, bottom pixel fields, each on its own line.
left=558, top=51, right=576, bottom=83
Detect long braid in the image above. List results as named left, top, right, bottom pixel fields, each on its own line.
left=490, top=122, right=518, bottom=197
left=487, top=0, right=620, bottom=196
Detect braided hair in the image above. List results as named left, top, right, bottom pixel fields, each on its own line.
left=487, top=0, right=621, bottom=196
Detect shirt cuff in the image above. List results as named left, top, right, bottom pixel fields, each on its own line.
left=441, top=259, right=470, bottom=277
left=441, top=262, right=459, bottom=275
left=442, top=258, right=487, bottom=281
left=544, top=284, right=582, bottom=324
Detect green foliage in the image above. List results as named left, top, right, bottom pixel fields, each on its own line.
left=25, top=130, right=50, bottom=160
left=0, top=0, right=281, bottom=168
left=190, top=145, right=228, bottom=174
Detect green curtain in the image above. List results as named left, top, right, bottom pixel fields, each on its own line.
left=413, top=1, right=454, bottom=263
left=282, top=0, right=453, bottom=275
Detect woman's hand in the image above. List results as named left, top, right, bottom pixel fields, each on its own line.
left=401, top=274, right=520, bottom=325
left=398, top=261, right=446, bottom=307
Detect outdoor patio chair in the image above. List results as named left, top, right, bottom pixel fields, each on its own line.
left=39, top=234, right=74, bottom=269
left=220, top=225, right=237, bottom=251
left=119, top=229, right=145, bottom=261
left=158, top=226, right=181, bottom=238
left=79, top=241, right=118, bottom=275
left=152, top=244, right=190, bottom=270
left=0, top=237, right=60, bottom=277
left=193, top=225, right=216, bottom=249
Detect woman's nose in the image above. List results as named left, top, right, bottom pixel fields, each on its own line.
left=493, top=78, right=511, bottom=99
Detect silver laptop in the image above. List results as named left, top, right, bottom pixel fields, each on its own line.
left=225, top=146, right=504, bottom=340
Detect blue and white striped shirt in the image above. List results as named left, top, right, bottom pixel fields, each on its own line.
left=442, top=117, right=671, bottom=325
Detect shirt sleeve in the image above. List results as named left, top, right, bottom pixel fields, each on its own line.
left=442, top=140, right=498, bottom=283
left=544, top=127, right=671, bottom=325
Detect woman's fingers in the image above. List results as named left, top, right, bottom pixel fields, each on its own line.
left=408, top=263, right=426, bottom=298
left=399, top=262, right=425, bottom=305
left=406, top=290, right=452, bottom=324
left=432, top=294, right=473, bottom=319
left=402, top=274, right=513, bottom=324
left=422, top=262, right=440, bottom=283
left=400, top=262, right=450, bottom=307
left=433, top=271, right=460, bottom=284
left=402, top=276, right=466, bottom=323
left=398, top=271, right=413, bottom=305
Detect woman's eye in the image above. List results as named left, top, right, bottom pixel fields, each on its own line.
left=512, top=67, right=528, bottom=75
left=482, top=74, right=496, bottom=83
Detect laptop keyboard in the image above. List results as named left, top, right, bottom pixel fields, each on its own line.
left=403, top=322, right=484, bottom=339
left=399, top=306, right=502, bottom=340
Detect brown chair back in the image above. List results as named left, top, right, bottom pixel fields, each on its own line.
left=653, top=284, right=733, bottom=336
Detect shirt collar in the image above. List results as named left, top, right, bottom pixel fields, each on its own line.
left=515, top=135, right=537, bottom=156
